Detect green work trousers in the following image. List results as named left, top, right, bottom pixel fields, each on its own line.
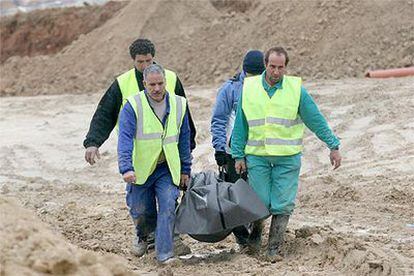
left=246, top=154, right=301, bottom=215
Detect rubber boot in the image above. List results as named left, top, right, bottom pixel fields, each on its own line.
left=246, top=219, right=264, bottom=255
left=267, top=214, right=290, bottom=262
left=233, top=224, right=250, bottom=251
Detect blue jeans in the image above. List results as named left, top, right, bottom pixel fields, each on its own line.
left=126, top=162, right=180, bottom=261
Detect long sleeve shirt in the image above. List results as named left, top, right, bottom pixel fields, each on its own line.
left=117, top=92, right=192, bottom=175
left=83, top=67, right=197, bottom=150
left=231, top=72, right=340, bottom=159
left=210, top=71, right=246, bottom=153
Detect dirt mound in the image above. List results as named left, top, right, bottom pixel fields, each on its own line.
left=0, top=1, right=126, bottom=63
left=0, top=195, right=136, bottom=275
left=287, top=226, right=401, bottom=275
left=0, top=0, right=413, bottom=96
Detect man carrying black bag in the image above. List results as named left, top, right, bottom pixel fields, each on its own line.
left=175, top=170, right=270, bottom=243
left=210, top=50, right=266, bottom=249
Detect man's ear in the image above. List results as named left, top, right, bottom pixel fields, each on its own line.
left=143, top=80, right=147, bottom=89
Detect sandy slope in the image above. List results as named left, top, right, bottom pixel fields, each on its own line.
left=0, top=196, right=136, bottom=275
left=1, top=77, right=413, bottom=275
left=1, top=0, right=413, bottom=96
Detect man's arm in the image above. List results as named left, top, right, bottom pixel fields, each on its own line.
left=83, top=80, right=123, bottom=148
left=298, top=87, right=340, bottom=149
left=178, top=109, right=192, bottom=176
left=175, top=77, right=197, bottom=150
left=231, top=92, right=249, bottom=160
left=117, top=102, right=136, bottom=175
left=211, top=81, right=233, bottom=152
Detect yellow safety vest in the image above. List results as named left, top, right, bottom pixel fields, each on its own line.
left=115, top=67, right=177, bottom=130
left=117, top=68, right=177, bottom=110
left=242, top=75, right=304, bottom=156
left=127, top=91, right=186, bottom=185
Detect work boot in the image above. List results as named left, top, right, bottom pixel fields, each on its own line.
left=233, top=225, right=250, bottom=251
left=246, top=219, right=264, bottom=255
left=132, top=236, right=148, bottom=257
left=266, top=214, right=290, bottom=262
left=174, top=235, right=191, bottom=256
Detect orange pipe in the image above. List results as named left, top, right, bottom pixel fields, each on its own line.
left=365, top=67, right=414, bottom=78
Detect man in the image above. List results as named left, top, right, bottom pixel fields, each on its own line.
left=231, top=47, right=342, bottom=261
left=84, top=38, right=196, bottom=164
left=83, top=38, right=193, bottom=255
left=211, top=50, right=265, bottom=249
left=118, top=64, right=191, bottom=264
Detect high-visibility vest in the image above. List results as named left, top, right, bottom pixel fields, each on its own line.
left=115, top=68, right=177, bottom=130
left=117, top=68, right=177, bottom=110
left=242, top=75, right=304, bottom=156
left=127, top=91, right=186, bottom=185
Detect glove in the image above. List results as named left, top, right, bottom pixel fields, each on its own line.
left=215, top=151, right=227, bottom=166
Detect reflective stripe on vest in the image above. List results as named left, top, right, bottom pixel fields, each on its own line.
left=133, top=92, right=184, bottom=144
left=247, top=117, right=303, bottom=127
left=128, top=92, right=186, bottom=185
left=116, top=67, right=178, bottom=129
left=247, top=138, right=303, bottom=146
left=242, top=75, right=305, bottom=156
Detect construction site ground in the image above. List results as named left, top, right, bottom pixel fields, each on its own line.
left=0, top=1, right=413, bottom=275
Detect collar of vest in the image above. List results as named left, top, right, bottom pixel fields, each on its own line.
left=262, top=73, right=284, bottom=90
left=143, top=90, right=171, bottom=116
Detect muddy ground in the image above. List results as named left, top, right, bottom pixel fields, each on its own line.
left=1, top=77, right=413, bottom=275
left=1, top=0, right=413, bottom=275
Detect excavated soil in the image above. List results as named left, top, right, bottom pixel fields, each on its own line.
left=0, top=0, right=414, bottom=275
left=0, top=1, right=126, bottom=63
left=0, top=196, right=136, bottom=275
left=0, top=0, right=413, bottom=96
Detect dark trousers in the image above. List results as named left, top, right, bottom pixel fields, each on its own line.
left=222, top=153, right=249, bottom=245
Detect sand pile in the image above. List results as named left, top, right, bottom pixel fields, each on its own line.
left=0, top=0, right=413, bottom=96
left=0, top=196, right=136, bottom=275
left=0, top=1, right=126, bottom=63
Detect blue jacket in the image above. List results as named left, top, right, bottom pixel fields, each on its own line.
left=211, top=71, right=247, bottom=153
left=231, top=73, right=340, bottom=159
left=118, top=92, right=192, bottom=175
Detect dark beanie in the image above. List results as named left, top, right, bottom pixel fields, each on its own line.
left=243, top=50, right=265, bottom=75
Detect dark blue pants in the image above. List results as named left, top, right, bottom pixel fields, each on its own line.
left=126, top=163, right=180, bottom=261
